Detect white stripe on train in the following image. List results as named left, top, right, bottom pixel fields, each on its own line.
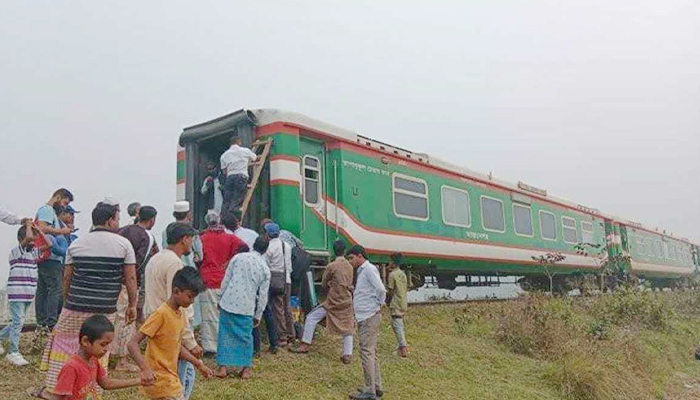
left=269, top=159, right=691, bottom=275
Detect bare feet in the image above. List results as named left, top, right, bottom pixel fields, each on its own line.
left=239, top=367, right=252, bottom=380
left=341, top=355, right=352, bottom=364
left=288, top=343, right=310, bottom=354
left=398, top=346, right=408, bottom=358
left=27, top=386, right=50, bottom=400
left=114, top=358, right=141, bottom=372
left=214, top=366, right=228, bottom=379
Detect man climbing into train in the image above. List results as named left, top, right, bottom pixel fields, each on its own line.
left=200, top=162, right=224, bottom=216
left=290, top=240, right=355, bottom=364
left=220, top=137, right=257, bottom=216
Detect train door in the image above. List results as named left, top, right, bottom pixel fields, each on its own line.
left=299, top=138, right=329, bottom=252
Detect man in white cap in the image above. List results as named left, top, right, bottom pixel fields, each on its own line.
left=199, top=210, right=246, bottom=354
left=161, top=201, right=203, bottom=269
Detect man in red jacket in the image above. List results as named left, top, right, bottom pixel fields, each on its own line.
left=199, top=211, right=246, bottom=354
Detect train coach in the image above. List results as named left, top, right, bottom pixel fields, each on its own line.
left=177, top=109, right=699, bottom=289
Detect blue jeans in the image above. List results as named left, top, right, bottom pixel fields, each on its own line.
left=253, top=304, right=278, bottom=352
left=35, top=259, right=63, bottom=329
left=391, top=316, right=408, bottom=348
left=0, top=302, right=31, bottom=354
left=178, top=359, right=196, bottom=400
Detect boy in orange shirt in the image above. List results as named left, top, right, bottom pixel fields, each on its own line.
left=129, top=267, right=213, bottom=400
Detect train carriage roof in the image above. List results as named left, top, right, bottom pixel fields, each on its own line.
left=179, top=108, right=697, bottom=246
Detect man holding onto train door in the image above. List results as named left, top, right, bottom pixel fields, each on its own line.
left=220, top=137, right=257, bottom=216
left=347, top=245, right=386, bottom=400
left=290, top=240, right=355, bottom=363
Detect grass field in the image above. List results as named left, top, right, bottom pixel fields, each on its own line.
left=3, top=292, right=700, bottom=400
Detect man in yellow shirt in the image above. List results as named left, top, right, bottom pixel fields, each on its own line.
left=387, top=253, right=409, bottom=358
left=129, top=267, right=213, bottom=400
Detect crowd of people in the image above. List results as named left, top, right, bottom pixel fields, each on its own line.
left=0, top=137, right=411, bottom=400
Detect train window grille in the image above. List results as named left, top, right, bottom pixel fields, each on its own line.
left=539, top=210, right=557, bottom=241
left=562, top=217, right=578, bottom=244
left=655, top=241, right=663, bottom=258
left=480, top=196, right=505, bottom=233
left=392, top=174, right=429, bottom=221
left=303, top=156, right=321, bottom=205
left=663, top=242, right=670, bottom=259
left=581, top=221, right=594, bottom=245
left=513, top=203, right=533, bottom=237
left=635, top=237, right=645, bottom=256
left=441, top=185, right=471, bottom=228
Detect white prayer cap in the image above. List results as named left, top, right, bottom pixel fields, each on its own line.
left=173, top=201, right=190, bottom=213
left=102, top=196, right=120, bottom=206
left=205, top=210, right=220, bottom=226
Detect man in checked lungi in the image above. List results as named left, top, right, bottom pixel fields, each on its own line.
left=39, top=202, right=138, bottom=397
left=215, top=236, right=271, bottom=379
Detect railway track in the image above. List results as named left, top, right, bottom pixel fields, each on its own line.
left=409, top=296, right=519, bottom=307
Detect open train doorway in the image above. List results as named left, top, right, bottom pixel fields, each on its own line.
left=191, top=135, right=230, bottom=229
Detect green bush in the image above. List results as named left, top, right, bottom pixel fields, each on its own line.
left=493, top=289, right=696, bottom=400
left=593, top=288, right=673, bottom=331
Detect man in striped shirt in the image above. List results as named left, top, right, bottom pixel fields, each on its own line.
left=0, top=222, right=50, bottom=366
left=39, top=203, right=138, bottom=396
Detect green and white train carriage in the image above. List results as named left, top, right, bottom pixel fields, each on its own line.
left=177, top=109, right=699, bottom=289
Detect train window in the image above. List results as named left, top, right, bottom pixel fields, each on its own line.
left=581, top=221, right=594, bottom=244
left=670, top=245, right=677, bottom=261
left=513, top=204, right=533, bottom=236
left=480, top=196, right=505, bottom=232
left=562, top=217, right=578, bottom=244
left=655, top=241, right=663, bottom=258
left=539, top=210, right=557, bottom=241
left=636, top=237, right=645, bottom=256
left=303, top=156, right=321, bottom=205
left=393, top=174, right=429, bottom=220
left=441, top=186, right=471, bottom=228
left=663, top=242, right=670, bottom=259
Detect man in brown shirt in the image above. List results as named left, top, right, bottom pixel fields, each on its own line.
left=290, top=240, right=355, bottom=363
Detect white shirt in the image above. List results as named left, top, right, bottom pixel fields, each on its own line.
left=143, top=249, right=197, bottom=350
left=200, top=176, right=223, bottom=215
left=220, top=144, right=257, bottom=178
left=264, top=238, right=292, bottom=284
left=233, top=227, right=259, bottom=249
left=353, top=260, right=386, bottom=322
left=0, top=208, right=22, bottom=225
left=219, top=251, right=270, bottom=320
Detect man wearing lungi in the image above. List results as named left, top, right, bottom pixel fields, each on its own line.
left=215, top=236, right=271, bottom=379
left=39, top=202, right=138, bottom=397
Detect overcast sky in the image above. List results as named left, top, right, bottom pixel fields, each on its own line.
left=1, top=1, right=698, bottom=282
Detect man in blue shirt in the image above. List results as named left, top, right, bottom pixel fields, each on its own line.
left=346, top=245, right=386, bottom=400
left=35, top=188, right=74, bottom=332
